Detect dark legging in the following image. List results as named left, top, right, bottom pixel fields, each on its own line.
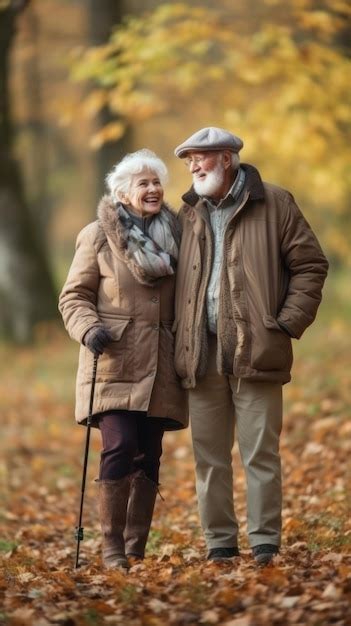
left=98, top=411, right=164, bottom=484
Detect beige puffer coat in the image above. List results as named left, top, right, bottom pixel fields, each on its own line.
left=59, top=196, right=188, bottom=429
left=173, top=164, right=329, bottom=387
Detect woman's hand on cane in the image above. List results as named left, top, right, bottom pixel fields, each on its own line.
left=83, top=327, right=113, bottom=356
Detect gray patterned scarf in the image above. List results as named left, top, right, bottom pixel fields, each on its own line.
left=117, top=203, right=181, bottom=280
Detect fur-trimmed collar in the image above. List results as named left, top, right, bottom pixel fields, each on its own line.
left=97, top=195, right=177, bottom=286
left=97, top=195, right=128, bottom=252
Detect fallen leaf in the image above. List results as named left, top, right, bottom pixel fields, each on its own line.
left=17, top=572, right=36, bottom=584
left=280, top=596, right=300, bottom=608
left=200, top=609, right=220, bottom=624
left=148, top=598, right=170, bottom=613
left=223, top=617, right=252, bottom=626
left=322, top=582, right=342, bottom=599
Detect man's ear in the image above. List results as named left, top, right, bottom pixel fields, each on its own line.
left=223, top=151, right=232, bottom=170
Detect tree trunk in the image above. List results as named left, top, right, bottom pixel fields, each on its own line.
left=0, top=2, right=58, bottom=343
left=88, top=0, right=132, bottom=204
left=20, top=3, right=51, bottom=236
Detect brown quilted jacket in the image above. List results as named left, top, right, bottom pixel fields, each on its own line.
left=59, top=196, right=188, bottom=429
left=173, top=164, right=329, bottom=387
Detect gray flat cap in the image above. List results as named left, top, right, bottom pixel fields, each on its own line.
left=175, top=126, right=243, bottom=158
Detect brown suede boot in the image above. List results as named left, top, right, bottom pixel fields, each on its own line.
left=98, top=477, right=131, bottom=570
left=124, top=471, right=158, bottom=559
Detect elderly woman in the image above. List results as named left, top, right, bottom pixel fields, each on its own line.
left=59, top=149, right=188, bottom=571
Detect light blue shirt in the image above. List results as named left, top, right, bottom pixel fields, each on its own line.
left=204, top=168, right=246, bottom=334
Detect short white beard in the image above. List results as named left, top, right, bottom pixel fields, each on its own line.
left=193, top=161, right=225, bottom=197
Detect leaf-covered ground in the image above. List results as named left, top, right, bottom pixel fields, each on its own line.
left=1, top=280, right=350, bottom=626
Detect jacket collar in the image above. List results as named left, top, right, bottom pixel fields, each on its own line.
left=97, top=195, right=177, bottom=286
left=181, top=163, right=265, bottom=208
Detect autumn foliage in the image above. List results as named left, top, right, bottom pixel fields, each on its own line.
left=71, top=1, right=351, bottom=264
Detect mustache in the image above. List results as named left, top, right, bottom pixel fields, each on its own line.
left=193, top=167, right=224, bottom=195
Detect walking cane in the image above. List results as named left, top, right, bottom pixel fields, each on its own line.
left=74, top=354, right=98, bottom=569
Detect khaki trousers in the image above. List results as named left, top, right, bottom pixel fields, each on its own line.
left=189, top=335, right=282, bottom=550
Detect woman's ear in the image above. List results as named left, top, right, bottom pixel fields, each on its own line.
left=115, top=190, right=127, bottom=203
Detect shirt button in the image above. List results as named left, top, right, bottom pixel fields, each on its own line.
left=151, top=296, right=159, bottom=303
left=152, top=324, right=159, bottom=331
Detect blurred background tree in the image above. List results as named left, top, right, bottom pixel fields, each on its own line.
left=1, top=0, right=350, bottom=341
left=87, top=0, right=133, bottom=202
left=0, top=0, right=57, bottom=343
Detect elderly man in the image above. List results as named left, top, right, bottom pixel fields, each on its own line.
left=173, top=127, right=328, bottom=565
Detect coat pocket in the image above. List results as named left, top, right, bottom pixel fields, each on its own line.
left=250, top=315, right=292, bottom=372
left=263, top=315, right=286, bottom=332
left=107, top=318, right=131, bottom=341
left=89, top=317, right=133, bottom=380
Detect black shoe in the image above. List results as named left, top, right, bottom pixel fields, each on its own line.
left=207, top=547, right=240, bottom=562
left=252, top=544, right=278, bottom=566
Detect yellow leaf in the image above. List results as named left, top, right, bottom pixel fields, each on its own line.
left=89, top=122, right=125, bottom=150
left=83, top=90, right=108, bottom=118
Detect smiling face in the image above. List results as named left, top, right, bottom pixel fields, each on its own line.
left=185, top=150, right=234, bottom=201
left=123, top=168, right=164, bottom=217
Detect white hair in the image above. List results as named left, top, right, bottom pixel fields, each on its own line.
left=105, top=149, right=169, bottom=200
left=214, top=151, right=240, bottom=170
left=231, top=152, right=240, bottom=170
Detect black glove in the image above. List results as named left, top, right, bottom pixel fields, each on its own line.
left=83, top=326, right=113, bottom=356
